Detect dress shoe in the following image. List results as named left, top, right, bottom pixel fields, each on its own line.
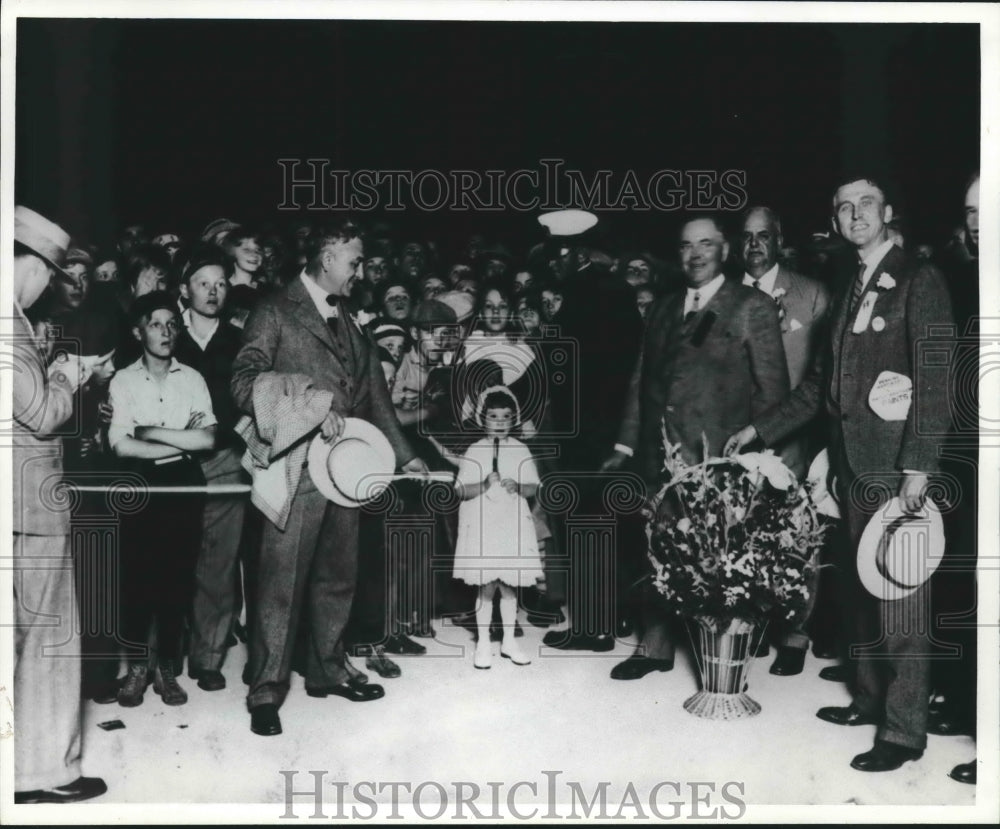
left=250, top=703, right=282, bottom=736
left=816, top=704, right=877, bottom=727
left=189, top=668, right=226, bottom=692
left=811, top=640, right=837, bottom=660
left=152, top=663, right=188, bottom=706
left=927, top=708, right=972, bottom=737
left=384, top=633, right=427, bottom=655
left=15, top=776, right=107, bottom=804
left=850, top=740, right=922, bottom=772
left=819, top=664, right=851, bottom=683
left=500, top=640, right=532, bottom=665
left=949, top=760, right=976, bottom=785
left=610, top=654, right=674, bottom=680
left=542, top=631, right=614, bottom=652
left=117, top=664, right=149, bottom=707
left=769, top=646, right=806, bottom=676
left=362, top=647, right=401, bottom=679
left=306, top=680, right=385, bottom=701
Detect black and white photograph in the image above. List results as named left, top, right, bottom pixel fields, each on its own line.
left=1, top=0, right=998, bottom=822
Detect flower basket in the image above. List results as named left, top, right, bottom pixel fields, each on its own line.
left=645, top=434, right=829, bottom=717
left=684, top=615, right=762, bottom=719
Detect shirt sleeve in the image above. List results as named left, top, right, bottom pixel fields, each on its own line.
left=107, top=373, right=135, bottom=450
left=188, top=370, right=217, bottom=428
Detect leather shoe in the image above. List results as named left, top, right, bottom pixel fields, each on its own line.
left=189, top=668, right=226, bottom=691
left=850, top=740, right=922, bottom=772
left=811, top=640, right=837, bottom=660
left=819, top=664, right=851, bottom=683
left=250, top=703, right=282, bottom=736
left=362, top=647, right=401, bottom=679
left=610, top=654, right=673, bottom=680
left=384, top=633, right=426, bottom=655
left=769, top=646, right=806, bottom=676
left=816, top=704, right=877, bottom=727
left=542, top=631, right=614, bottom=652
left=15, top=776, right=107, bottom=804
left=927, top=707, right=972, bottom=737
left=949, top=760, right=976, bottom=785
left=306, top=680, right=386, bottom=702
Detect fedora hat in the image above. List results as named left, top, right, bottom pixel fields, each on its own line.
left=14, top=206, right=71, bottom=277
left=856, top=497, right=945, bottom=601
left=307, top=418, right=395, bottom=507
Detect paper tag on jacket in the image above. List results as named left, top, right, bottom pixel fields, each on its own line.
left=868, top=371, right=912, bottom=421
left=851, top=291, right=878, bottom=333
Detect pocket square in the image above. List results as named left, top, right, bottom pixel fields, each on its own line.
left=789, top=318, right=802, bottom=332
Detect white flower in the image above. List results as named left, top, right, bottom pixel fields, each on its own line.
left=352, top=309, right=376, bottom=328
left=876, top=273, right=896, bottom=290
left=772, top=288, right=787, bottom=300
left=676, top=517, right=691, bottom=534
left=734, top=451, right=797, bottom=490
left=871, top=316, right=885, bottom=332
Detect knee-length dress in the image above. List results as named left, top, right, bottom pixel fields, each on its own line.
left=452, top=436, right=544, bottom=587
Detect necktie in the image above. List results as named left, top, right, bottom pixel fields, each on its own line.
left=752, top=279, right=761, bottom=292
left=849, top=262, right=866, bottom=314
left=685, top=291, right=701, bottom=323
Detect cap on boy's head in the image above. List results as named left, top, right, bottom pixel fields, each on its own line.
left=130, top=289, right=178, bottom=327
left=411, top=299, right=457, bottom=330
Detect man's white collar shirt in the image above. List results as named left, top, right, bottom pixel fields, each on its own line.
left=182, top=308, right=219, bottom=351
left=684, top=273, right=726, bottom=315
left=742, top=264, right=779, bottom=296
left=300, top=270, right=336, bottom=320
left=858, top=239, right=896, bottom=291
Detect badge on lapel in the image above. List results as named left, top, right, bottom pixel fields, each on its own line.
left=853, top=273, right=896, bottom=334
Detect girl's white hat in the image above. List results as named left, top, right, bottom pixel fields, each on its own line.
left=474, top=385, right=521, bottom=428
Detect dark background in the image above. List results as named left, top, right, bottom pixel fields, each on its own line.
left=16, top=18, right=980, bottom=261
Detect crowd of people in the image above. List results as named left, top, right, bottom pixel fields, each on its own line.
left=11, top=168, right=980, bottom=803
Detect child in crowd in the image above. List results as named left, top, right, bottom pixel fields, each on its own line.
left=453, top=386, right=543, bottom=669
left=107, top=291, right=216, bottom=707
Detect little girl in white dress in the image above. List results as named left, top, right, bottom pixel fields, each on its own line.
left=452, top=386, right=543, bottom=669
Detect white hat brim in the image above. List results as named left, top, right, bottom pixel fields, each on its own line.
left=537, top=209, right=598, bottom=237
left=856, top=496, right=944, bottom=601
left=307, top=418, right=395, bottom=507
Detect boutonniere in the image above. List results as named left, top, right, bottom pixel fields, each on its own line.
left=350, top=309, right=375, bottom=331
left=771, top=287, right=787, bottom=322
left=876, top=273, right=896, bottom=291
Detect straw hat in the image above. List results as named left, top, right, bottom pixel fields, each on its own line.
left=307, top=418, right=395, bottom=507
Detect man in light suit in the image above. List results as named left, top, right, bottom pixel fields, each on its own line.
left=11, top=207, right=108, bottom=803
left=231, top=219, right=428, bottom=736
left=603, top=215, right=789, bottom=680
left=727, top=175, right=954, bottom=772
left=739, top=206, right=831, bottom=677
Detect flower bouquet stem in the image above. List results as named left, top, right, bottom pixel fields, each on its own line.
left=683, top=615, right=764, bottom=719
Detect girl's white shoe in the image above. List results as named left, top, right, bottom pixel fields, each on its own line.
left=474, top=641, right=493, bottom=670
left=500, top=640, right=531, bottom=666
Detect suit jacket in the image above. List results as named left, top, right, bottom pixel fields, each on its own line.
left=231, top=276, right=414, bottom=470
left=756, top=244, right=953, bottom=478
left=11, top=309, right=75, bottom=535
left=619, top=279, right=789, bottom=482
left=769, top=267, right=830, bottom=478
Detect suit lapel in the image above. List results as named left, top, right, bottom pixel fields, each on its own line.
left=286, top=276, right=351, bottom=373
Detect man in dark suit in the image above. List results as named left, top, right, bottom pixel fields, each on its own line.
left=231, top=219, right=428, bottom=736
left=604, top=215, right=789, bottom=679
left=739, top=206, right=831, bottom=676
left=727, top=175, right=954, bottom=772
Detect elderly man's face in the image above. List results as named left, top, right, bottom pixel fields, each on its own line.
left=832, top=179, right=892, bottom=253
left=740, top=210, right=780, bottom=279
left=679, top=219, right=728, bottom=287
left=965, top=177, right=980, bottom=248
